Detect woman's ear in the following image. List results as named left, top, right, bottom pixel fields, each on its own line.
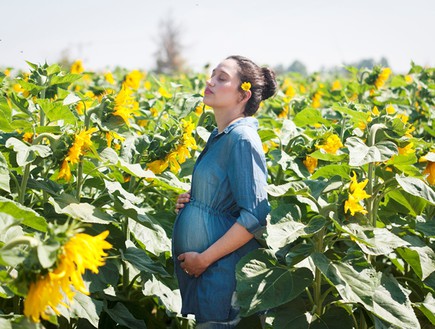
left=239, top=90, right=252, bottom=103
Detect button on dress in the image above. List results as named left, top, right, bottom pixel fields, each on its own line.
left=172, top=117, right=271, bottom=323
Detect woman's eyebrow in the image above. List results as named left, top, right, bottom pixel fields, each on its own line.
left=211, top=68, right=230, bottom=76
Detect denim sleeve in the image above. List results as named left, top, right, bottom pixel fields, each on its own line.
left=228, top=137, right=270, bottom=234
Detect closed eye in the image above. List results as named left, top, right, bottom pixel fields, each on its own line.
left=211, top=69, right=229, bottom=82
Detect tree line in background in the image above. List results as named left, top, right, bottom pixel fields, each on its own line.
left=53, top=15, right=390, bottom=77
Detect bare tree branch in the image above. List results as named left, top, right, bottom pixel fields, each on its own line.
left=154, top=13, right=187, bottom=74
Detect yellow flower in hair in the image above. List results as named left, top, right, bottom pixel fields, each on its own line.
left=241, top=82, right=251, bottom=91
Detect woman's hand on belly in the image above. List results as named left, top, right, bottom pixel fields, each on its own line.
left=178, top=252, right=210, bottom=278
left=175, top=190, right=191, bottom=214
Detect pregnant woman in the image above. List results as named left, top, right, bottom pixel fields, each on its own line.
left=172, top=55, right=277, bottom=328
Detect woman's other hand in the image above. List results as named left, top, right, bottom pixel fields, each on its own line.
left=175, top=191, right=191, bottom=213
left=178, top=252, right=210, bottom=277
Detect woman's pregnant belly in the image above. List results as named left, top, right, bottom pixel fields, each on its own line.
left=173, top=205, right=211, bottom=257
left=172, top=202, right=235, bottom=257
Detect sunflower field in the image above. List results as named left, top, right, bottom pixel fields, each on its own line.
left=0, top=60, right=434, bottom=329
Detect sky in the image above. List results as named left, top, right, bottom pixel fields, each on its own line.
left=1, top=0, right=434, bottom=74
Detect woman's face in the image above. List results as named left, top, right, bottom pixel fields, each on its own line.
left=203, top=59, right=242, bottom=110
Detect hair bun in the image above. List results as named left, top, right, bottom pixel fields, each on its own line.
left=261, top=67, right=278, bottom=100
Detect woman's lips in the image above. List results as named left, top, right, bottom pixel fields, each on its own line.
left=204, top=88, right=213, bottom=95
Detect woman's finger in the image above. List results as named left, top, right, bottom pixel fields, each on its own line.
left=175, top=192, right=191, bottom=213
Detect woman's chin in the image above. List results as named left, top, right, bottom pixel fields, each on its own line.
left=202, top=96, right=211, bottom=106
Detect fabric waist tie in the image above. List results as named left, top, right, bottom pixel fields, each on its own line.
left=187, top=197, right=235, bottom=218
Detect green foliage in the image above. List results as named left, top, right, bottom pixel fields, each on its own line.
left=236, top=64, right=435, bottom=328
left=0, top=61, right=434, bottom=328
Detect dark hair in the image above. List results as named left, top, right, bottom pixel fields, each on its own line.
left=226, top=55, right=278, bottom=116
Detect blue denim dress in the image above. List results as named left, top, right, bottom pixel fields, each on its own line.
left=172, top=117, right=270, bottom=323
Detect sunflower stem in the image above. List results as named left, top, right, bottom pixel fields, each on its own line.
left=366, top=124, right=382, bottom=264
left=367, top=125, right=381, bottom=228
left=1, top=236, right=39, bottom=250
left=13, top=295, right=20, bottom=315
left=37, top=81, right=51, bottom=206
left=39, top=88, right=46, bottom=127
left=18, top=163, right=31, bottom=205
left=32, top=133, right=59, bottom=145
left=274, top=137, right=295, bottom=185
left=359, top=311, right=367, bottom=329
left=76, top=157, right=84, bottom=201
left=120, top=216, right=131, bottom=292
left=340, top=117, right=347, bottom=141
left=75, top=104, right=96, bottom=201
left=313, top=227, right=325, bottom=317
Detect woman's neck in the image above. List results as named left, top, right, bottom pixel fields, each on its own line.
left=215, top=111, right=245, bottom=133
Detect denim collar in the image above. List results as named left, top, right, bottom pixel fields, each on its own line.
left=212, top=117, right=259, bottom=138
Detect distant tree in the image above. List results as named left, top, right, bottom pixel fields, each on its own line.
left=287, top=60, right=308, bottom=76
left=57, top=48, right=74, bottom=71
left=273, top=63, right=286, bottom=75
left=348, top=57, right=390, bottom=70
left=379, top=56, right=389, bottom=67
left=153, top=14, right=187, bottom=74
left=355, top=58, right=376, bottom=69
